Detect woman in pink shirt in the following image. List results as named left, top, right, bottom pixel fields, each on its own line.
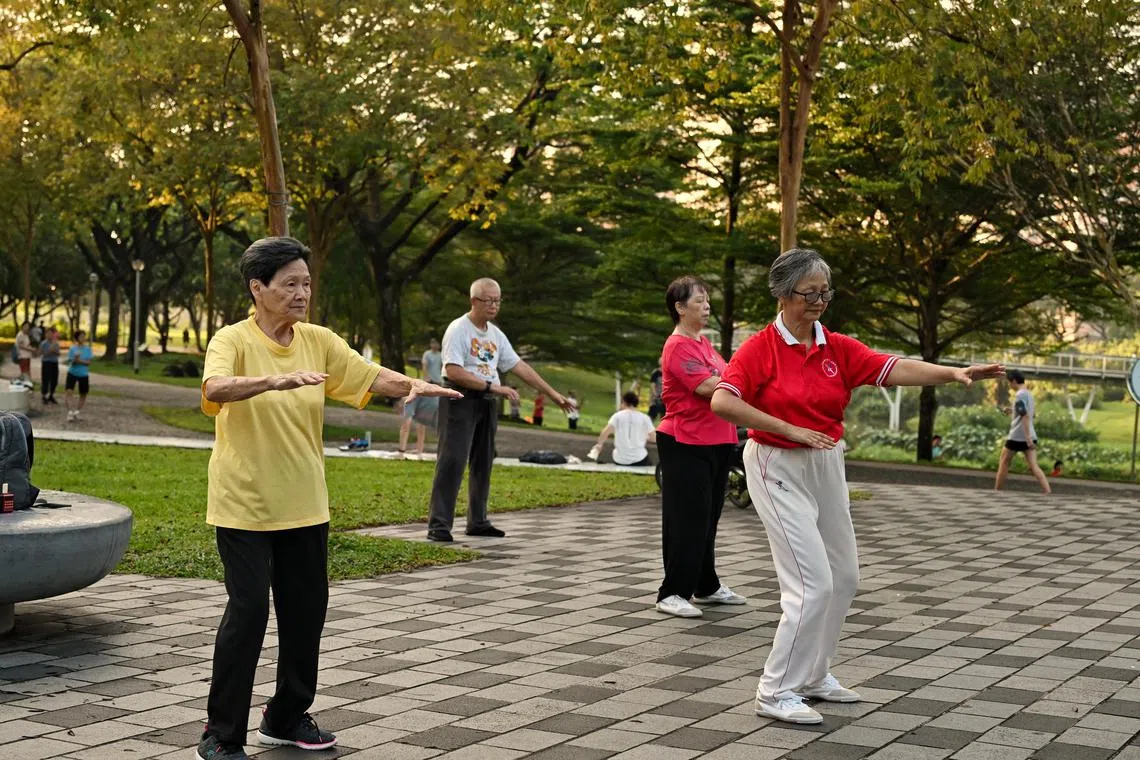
left=654, top=275, right=747, bottom=619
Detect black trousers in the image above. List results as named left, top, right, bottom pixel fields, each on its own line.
left=428, top=395, right=497, bottom=532
left=206, top=523, right=329, bottom=745
left=41, top=361, right=58, bottom=399
left=656, top=433, right=732, bottom=602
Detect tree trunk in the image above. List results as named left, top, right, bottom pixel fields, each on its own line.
left=224, top=0, right=289, bottom=237
left=916, top=384, right=937, bottom=462
left=103, top=285, right=121, bottom=360
left=203, top=228, right=217, bottom=341
left=720, top=135, right=743, bottom=358
left=777, top=12, right=798, bottom=253
left=158, top=301, right=170, bottom=353
left=306, top=203, right=333, bottom=323
left=377, top=281, right=405, bottom=373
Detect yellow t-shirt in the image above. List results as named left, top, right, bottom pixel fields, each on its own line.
left=201, top=317, right=381, bottom=531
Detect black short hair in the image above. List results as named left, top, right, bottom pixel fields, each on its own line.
left=622, top=391, right=639, bottom=407
left=1007, top=370, right=1026, bottom=384
left=665, top=275, right=708, bottom=325
left=932, top=435, right=942, bottom=443
left=73, top=329, right=86, bottom=340
left=239, top=237, right=311, bottom=299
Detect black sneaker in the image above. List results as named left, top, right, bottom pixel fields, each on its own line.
left=257, top=712, right=337, bottom=750
left=465, top=524, right=506, bottom=537
left=196, top=734, right=248, bottom=760
left=427, top=529, right=453, bottom=542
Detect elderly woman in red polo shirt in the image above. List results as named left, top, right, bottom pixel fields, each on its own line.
left=654, top=275, right=746, bottom=619
left=711, top=249, right=1003, bottom=725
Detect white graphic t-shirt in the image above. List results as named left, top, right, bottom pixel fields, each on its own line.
left=441, top=315, right=520, bottom=386
left=1008, top=388, right=1037, bottom=442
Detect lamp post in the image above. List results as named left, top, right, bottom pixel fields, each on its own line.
left=88, top=273, right=99, bottom=340
left=131, top=259, right=145, bottom=374
left=47, top=284, right=56, bottom=328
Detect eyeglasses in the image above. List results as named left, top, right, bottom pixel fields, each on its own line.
left=790, top=289, right=835, bottom=304
left=474, top=297, right=503, bottom=305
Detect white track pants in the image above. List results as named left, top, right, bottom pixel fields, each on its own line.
left=744, top=440, right=859, bottom=701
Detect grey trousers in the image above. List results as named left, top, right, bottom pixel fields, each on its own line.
left=427, top=395, right=498, bottom=532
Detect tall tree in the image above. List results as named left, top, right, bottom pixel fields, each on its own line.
left=720, top=0, right=841, bottom=252
left=223, top=0, right=289, bottom=236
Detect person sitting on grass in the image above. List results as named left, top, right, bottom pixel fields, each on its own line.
left=589, top=391, right=656, bottom=466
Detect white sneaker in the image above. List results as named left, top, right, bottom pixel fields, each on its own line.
left=66, top=410, right=76, bottom=422
left=693, top=585, right=747, bottom=605
left=755, top=695, right=823, bottom=724
left=800, top=673, right=862, bottom=703
left=655, top=595, right=703, bottom=618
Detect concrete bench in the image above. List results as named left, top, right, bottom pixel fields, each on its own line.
left=0, top=490, right=133, bottom=634
left=0, top=387, right=30, bottom=413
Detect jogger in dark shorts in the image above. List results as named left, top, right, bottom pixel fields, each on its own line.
left=994, top=370, right=1051, bottom=493
left=65, top=330, right=94, bottom=422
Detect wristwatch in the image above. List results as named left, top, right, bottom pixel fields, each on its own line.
left=484, top=380, right=492, bottom=393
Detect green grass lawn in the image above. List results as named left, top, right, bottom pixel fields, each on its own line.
left=143, top=405, right=411, bottom=445
left=1080, top=400, right=1139, bottom=448
left=88, top=351, right=205, bottom=388
left=36, top=440, right=658, bottom=581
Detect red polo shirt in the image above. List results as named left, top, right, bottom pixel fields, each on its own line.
left=657, top=334, right=738, bottom=446
left=715, top=314, right=899, bottom=448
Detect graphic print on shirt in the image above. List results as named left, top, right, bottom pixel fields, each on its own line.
left=470, top=337, right=497, bottom=378
left=822, top=358, right=839, bottom=378
left=681, top=357, right=722, bottom=379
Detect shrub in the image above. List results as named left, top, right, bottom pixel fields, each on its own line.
left=939, top=424, right=1004, bottom=462
left=859, top=428, right=915, bottom=450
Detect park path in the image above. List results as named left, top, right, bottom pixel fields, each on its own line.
left=3, top=484, right=1140, bottom=759
left=4, top=357, right=604, bottom=459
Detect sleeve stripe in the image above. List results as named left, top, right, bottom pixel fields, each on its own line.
left=715, top=381, right=742, bottom=397
left=876, top=356, right=900, bottom=387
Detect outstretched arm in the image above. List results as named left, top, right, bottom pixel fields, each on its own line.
left=205, top=371, right=328, bottom=403
left=886, top=360, right=1004, bottom=387
left=370, top=366, right=461, bottom=401
left=508, top=360, right=570, bottom=410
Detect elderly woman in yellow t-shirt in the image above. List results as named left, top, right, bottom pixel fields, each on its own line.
left=195, top=237, right=460, bottom=760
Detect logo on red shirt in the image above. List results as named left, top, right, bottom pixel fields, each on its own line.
left=822, top=358, right=839, bottom=378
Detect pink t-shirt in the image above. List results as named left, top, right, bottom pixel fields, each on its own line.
left=657, top=334, right=738, bottom=446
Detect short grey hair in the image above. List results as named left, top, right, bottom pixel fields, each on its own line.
left=768, top=248, right=832, bottom=299
left=470, top=278, right=500, bottom=298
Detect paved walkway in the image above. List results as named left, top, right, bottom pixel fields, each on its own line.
left=3, top=484, right=1140, bottom=760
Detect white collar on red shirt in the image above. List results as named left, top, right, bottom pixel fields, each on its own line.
left=775, top=312, right=827, bottom=346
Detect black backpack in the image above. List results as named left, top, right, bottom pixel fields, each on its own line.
left=518, top=449, right=568, bottom=465
left=0, top=411, right=38, bottom=509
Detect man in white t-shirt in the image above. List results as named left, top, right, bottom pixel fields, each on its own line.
left=589, top=392, right=656, bottom=466
left=427, top=278, right=573, bottom=542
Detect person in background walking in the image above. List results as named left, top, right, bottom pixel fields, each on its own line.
left=532, top=393, right=545, bottom=426
left=400, top=338, right=442, bottom=459
left=566, top=391, right=580, bottom=430
left=183, top=327, right=191, bottom=350
left=654, top=275, right=745, bottom=620
left=426, top=277, right=572, bottom=542
left=994, top=370, right=1051, bottom=494
left=39, top=327, right=61, bottom=404
left=711, top=248, right=1003, bottom=725
left=65, top=329, right=93, bottom=421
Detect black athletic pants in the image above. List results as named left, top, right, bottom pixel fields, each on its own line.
left=41, top=361, right=58, bottom=399
left=428, top=394, right=498, bottom=533
left=206, top=523, right=329, bottom=745
left=656, top=432, right=732, bottom=602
